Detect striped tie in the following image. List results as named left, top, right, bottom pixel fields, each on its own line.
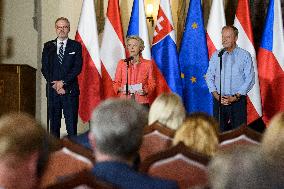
left=58, top=42, right=64, bottom=64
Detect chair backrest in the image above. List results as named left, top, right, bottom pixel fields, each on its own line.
left=139, top=142, right=210, bottom=189
left=60, top=138, right=96, bottom=164
left=44, top=170, right=117, bottom=189
left=139, top=122, right=175, bottom=161
left=40, top=147, right=94, bottom=188
left=218, top=124, right=262, bottom=150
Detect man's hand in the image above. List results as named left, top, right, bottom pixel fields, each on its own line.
left=51, top=80, right=64, bottom=92
left=221, top=95, right=238, bottom=105
left=57, top=88, right=66, bottom=95
left=212, top=91, right=220, bottom=101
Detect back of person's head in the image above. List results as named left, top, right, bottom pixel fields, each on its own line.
left=0, top=112, right=51, bottom=188
left=261, top=112, right=284, bottom=160
left=208, top=146, right=284, bottom=189
left=90, top=99, right=148, bottom=160
left=173, top=112, right=219, bottom=156
left=149, top=93, right=185, bottom=130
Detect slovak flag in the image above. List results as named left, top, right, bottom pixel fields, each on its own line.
left=151, top=0, right=183, bottom=97
left=127, top=0, right=151, bottom=60
left=257, top=0, right=284, bottom=125
left=75, top=0, right=102, bottom=122
left=234, top=0, right=262, bottom=125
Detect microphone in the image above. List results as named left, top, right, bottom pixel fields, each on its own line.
left=124, top=56, right=134, bottom=62
left=218, top=48, right=226, bottom=57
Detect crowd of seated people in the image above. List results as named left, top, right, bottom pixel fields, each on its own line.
left=1, top=93, right=284, bottom=189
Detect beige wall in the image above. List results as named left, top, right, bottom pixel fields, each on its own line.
left=1, top=0, right=37, bottom=68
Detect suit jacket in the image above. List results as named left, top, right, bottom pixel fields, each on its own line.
left=92, top=161, right=179, bottom=189
left=41, top=38, right=82, bottom=97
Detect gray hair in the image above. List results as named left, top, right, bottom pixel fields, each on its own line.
left=55, top=17, right=70, bottom=27
left=90, top=99, right=148, bottom=159
left=222, top=25, right=239, bottom=37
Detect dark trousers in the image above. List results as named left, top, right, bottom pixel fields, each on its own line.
left=49, top=94, right=79, bottom=138
left=213, top=96, right=247, bottom=132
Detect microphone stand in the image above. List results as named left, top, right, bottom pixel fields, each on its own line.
left=218, top=49, right=225, bottom=129
left=125, top=60, right=130, bottom=98
left=46, top=43, right=56, bottom=134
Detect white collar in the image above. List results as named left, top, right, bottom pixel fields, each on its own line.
left=57, top=38, right=68, bottom=46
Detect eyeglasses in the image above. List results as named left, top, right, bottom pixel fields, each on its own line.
left=56, top=26, right=69, bottom=30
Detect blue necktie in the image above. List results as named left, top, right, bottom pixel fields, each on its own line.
left=58, top=42, right=64, bottom=64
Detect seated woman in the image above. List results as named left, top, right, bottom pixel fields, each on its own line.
left=261, top=112, right=284, bottom=161
left=173, top=112, right=219, bottom=156
left=113, top=35, right=156, bottom=107
left=148, top=93, right=186, bottom=130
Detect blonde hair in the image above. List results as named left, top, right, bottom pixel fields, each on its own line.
left=173, top=113, right=219, bottom=156
left=261, top=112, right=284, bottom=159
left=149, top=93, right=185, bottom=130
left=0, top=112, right=48, bottom=167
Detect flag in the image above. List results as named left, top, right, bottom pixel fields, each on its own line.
left=206, top=0, right=226, bottom=58
left=127, top=0, right=151, bottom=60
left=257, top=0, right=284, bottom=125
left=151, top=0, right=183, bottom=97
left=234, top=0, right=262, bottom=124
left=75, top=0, right=102, bottom=122
left=100, top=0, right=126, bottom=99
left=179, top=0, right=213, bottom=114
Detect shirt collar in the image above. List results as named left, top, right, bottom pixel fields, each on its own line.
left=57, top=38, right=68, bottom=46
left=225, top=45, right=239, bottom=55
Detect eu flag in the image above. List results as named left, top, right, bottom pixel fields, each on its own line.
left=179, top=0, right=213, bottom=114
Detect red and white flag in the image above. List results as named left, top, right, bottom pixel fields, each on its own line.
left=257, top=0, right=284, bottom=125
left=234, top=0, right=262, bottom=124
left=100, top=0, right=126, bottom=98
left=206, top=0, right=226, bottom=58
left=75, top=0, right=102, bottom=122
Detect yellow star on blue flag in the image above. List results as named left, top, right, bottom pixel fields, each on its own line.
left=191, top=22, right=198, bottom=29
left=190, top=76, right=197, bottom=83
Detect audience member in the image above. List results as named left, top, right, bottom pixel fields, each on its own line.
left=261, top=112, right=284, bottom=161
left=88, top=99, right=179, bottom=189
left=0, top=112, right=52, bottom=189
left=149, top=93, right=186, bottom=130
left=173, top=113, right=219, bottom=156
left=208, top=146, right=284, bottom=189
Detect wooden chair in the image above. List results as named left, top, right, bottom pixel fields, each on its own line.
left=40, top=147, right=94, bottom=188
left=43, top=170, right=117, bottom=189
left=139, top=142, right=210, bottom=189
left=60, top=138, right=96, bottom=164
left=218, top=124, right=262, bottom=150
left=139, top=121, right=175, bottom=161
left=41, top=138, right=96, bottom=188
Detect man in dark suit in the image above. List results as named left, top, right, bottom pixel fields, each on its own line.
left=41, top=17, right=82, bottom=138
left=88, top=99, right=179, bottom=189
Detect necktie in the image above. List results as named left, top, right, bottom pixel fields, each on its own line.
left=58, top=42, right=64, bottom=64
